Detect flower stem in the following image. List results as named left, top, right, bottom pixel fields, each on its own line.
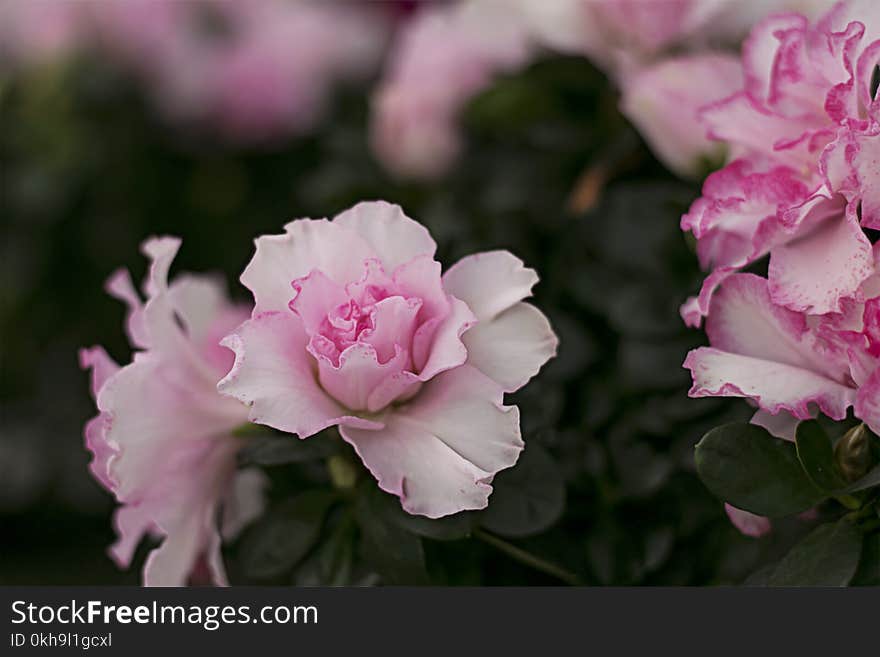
left=474, top=528, right=582, bottom=586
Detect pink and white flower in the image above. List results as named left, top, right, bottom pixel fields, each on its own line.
left=681, top=269, right=880, bottom=535
left=682, top=7, right=880, bottom=532
left=516, top=0, right=837, bottom=83
left=371, top=1, right=533, bottom=180
left=90, top=0, right=389, bottom=143
left=81, top=237, right=264, bottom=586
left=370, top=0, right=832, bottom=180
left=684, top=273, right=858, bottom=422
left=516, top=0, right=733, bottom=76
left=619, top=54, right=744, bottom=177
left=0, top=0, right=89, bottom=66
left=218, top=201, right=558, bottom=519
left=684, top=266, right=880, bottom=436
left=682, top=1, right=880, bottom=324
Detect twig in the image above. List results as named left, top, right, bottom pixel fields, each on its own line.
left=474, top=528, right=583, bottom=586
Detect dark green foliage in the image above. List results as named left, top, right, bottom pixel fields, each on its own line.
left=765, top=520, right=862, bottom=587
left=479, top=442, right=565, bottom=538
left=696, top=423, right=826, bottom=517
left=237, top=490, right=337, bottom=581
left=695, top=420, right=880, bottom=586
left=795, top=421, right=848, bottom=493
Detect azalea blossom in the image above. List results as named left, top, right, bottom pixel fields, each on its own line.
left=685, top=274, right=856, bottom=422
left=218, top=201, right=558, bottom=518
left=81, top=237, right=264, bottom=586
left=520, top=0, right=835, bottom=75
left=684, top=265, right=880, bottom=434
left=371, top=0, right=533, bottom=180
left=516, top=0, right=726, bottom=77
left=91, top=0, right=389, bottom=143
left=682, top=268, right=880, bottom=534
left=370, top=0, right=832, bottom=180
left=619, top=53, right=744, bottom=177
left=535, top=0, right=836, bottom=176
left=1, top=0, right=389, bottom=143
left=680, top=2, right=880, bottom=540
left=0, top=0, right=88, bottom=66
left=681, top=0, right=880, bottom=325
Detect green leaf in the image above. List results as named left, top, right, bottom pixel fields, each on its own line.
left=355, top=487, right=429, bottom=585
left=851, top=532, right=879, bottom=586
left=743, top=562, right=778, bottom=587
left=842, top=463, right=880, bottom=493
left=389, top=510, right=475, bottom=541
left=480, top=442, right=566, bottom=538
left=382, top=492, right=475, bottom=541
left=294, top=512, right=356, bottom=586
left=238, top=489, right=336, bottom=580
left=695, top=423, right=826, bottom=517
left=237, top=434, right=338, bottom=467
left=767, top=519, right=863, bottom=586
left=795, top=420, right=847, bottom=492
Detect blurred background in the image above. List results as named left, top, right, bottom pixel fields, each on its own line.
left=0, top=0, right=827, bottom=585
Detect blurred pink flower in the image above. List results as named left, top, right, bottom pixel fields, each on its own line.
left=0, top=0, right=89, bottom=65
left=371, top=1, right=533, bottom=179
left=519, top=0, right=835, bottom=77
left=370, top=0, right=834, bottom=179
left=620, top=54, right=744, bottom=177
left=88, top=0, right=389, bottom=143
left=517, top=0, right=713, bottom=77
left=526, top=0, right=836, bottom=175
left=218, top=201, right=557, bottom=518
left=81, top=237, right=264, bottom=586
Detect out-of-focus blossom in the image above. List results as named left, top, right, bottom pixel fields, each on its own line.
left=519, top=0, right=835, bottom=77
left=370, top=0, right=834, bottom=180
left=620, top=54, right=743, bottom=177
left=218, top=201, right=557, bottom=518
left=525, top=0, right=835, bottom=176
left=91, top=0, right=389, bottom=143
left=1, top=0, right=389, bottom=144
left=0, top=0, right=89, bottom=65
left=515, top=0, right=714, bottom=77
left=371, top=0, right=533, bottom=179
left=81, top=238, right=264, bottom=586
left=681, top=0, right=880, bottom=325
